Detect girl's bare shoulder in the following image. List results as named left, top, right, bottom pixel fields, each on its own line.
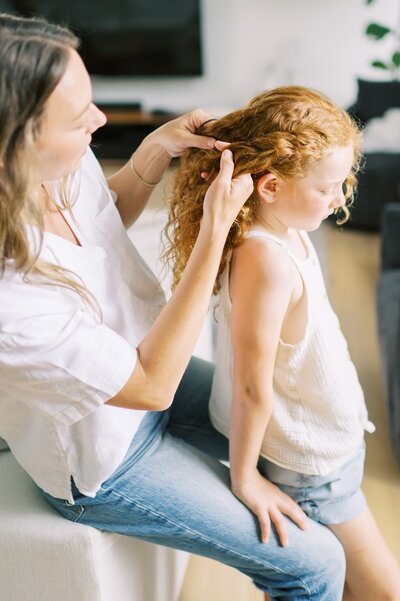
left=232, top=235, right=294, bottom=289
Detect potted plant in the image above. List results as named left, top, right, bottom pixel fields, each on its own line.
left=365, top=0, right=400, bottom=78
left=340, top=0, right=400, bottom=230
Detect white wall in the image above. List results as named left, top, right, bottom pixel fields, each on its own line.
left=93, top=0, right=399, bottom=113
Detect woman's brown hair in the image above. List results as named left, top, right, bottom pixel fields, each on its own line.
left=0, top=13, right=99, bottom=314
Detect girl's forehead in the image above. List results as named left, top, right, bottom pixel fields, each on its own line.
left=308, top=145, right=354, bottom=180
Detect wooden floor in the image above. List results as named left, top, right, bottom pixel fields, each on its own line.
left=178, top=223, right=400, bottom=601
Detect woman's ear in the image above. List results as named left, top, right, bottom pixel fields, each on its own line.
left=257, top=173, right=278, bottom=204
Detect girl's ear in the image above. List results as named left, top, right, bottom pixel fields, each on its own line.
left=257, top=173, right=278, bottom=204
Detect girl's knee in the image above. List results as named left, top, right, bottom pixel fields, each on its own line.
left=354, top=584, right=400, bottom=601
left=345, top=562, right=400, bottom=601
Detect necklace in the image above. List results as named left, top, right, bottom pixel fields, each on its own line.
left=39, top=185, right=59, bottom=216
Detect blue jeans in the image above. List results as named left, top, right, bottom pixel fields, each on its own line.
left=42, top=357, right=345, bottom=600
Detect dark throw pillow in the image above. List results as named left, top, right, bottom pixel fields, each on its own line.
left=351, top=78, right=400, bottom=124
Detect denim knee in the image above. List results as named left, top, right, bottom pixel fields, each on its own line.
left=249, top=519, right=345, bottom=600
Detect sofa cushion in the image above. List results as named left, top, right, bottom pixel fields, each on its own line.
left=376, top=203, right=400, bottom=465
left=349, top=79, right=400, bottom=124
left=0, top=437, right=9, bottom=451
left=344, top=154, right=400, bottom=230
left=377, top=269, right=400, bottom=465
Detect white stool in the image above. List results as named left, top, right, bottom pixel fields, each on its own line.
left=0, top=448, right=188, bottom=601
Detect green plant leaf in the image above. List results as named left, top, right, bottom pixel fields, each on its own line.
left=366, top=23, right=391, bottom=39
left=371, top=60, right=390, bottom=70
left=365, top=0, right=375, bottom=4
left=392, top=52, right=400, bottom=67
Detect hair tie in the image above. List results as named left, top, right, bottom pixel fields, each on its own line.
left=199, top=118, right=217, bottom=129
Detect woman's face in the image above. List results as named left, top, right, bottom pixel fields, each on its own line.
left=33, top=48, right=106, bottom=183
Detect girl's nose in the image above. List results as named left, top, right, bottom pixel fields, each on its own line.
left=330, top=188, right=346, bottom=209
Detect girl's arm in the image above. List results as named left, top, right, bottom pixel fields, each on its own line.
left=106, top=150, right=253, bottom=411
left=229, top=238, right=307, bottom=546
left=107, top=109, right=217, bottom=228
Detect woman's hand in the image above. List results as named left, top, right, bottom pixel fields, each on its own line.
left=145, top=109, right=219, bottom=158
left=232, top=471, right=308, bottom=547
left=201, top=149, right=253, bottom=234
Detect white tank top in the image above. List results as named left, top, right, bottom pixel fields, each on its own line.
left=209, top=230, right=375, bottom=476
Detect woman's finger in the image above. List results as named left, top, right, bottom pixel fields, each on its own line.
left=182, top=110, right=217, bottom=149
left=187, top=133, right=216, bottom=150
left=214, top=140, right=231, bottom=152
left=231, top=172, right=254, bottom=197
left=214, top=149, right=234, bottom=184
left=188, top=108, right=214, bottom=129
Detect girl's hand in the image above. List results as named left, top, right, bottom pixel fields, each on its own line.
left=146, top=109, right=219, bottom=158
left=201, top=149, right=253, bottom=233
left=232, top=471, right=308, bottom=547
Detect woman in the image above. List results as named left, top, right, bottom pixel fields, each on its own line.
left=0, top=12, right=346, bottom=600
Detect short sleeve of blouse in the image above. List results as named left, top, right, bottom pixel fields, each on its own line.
left=0, top=281, right=137, bottom=427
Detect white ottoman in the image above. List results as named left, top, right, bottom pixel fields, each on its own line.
left=0, top=448, right=188, bottom=601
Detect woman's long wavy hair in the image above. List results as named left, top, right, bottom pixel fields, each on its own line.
left=0, top=13, right=98, bottom=313
left=164, top=86, right=363, bottom=293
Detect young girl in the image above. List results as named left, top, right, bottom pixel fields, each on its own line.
left=165, top=86, right=400, bottom=601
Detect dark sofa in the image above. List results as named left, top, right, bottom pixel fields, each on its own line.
left=377, top=202, right=400, bottom=464
left=346, top=79, right=400, bottom=230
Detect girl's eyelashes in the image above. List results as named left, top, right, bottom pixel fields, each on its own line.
left=320, top=182, right=344, bottom=195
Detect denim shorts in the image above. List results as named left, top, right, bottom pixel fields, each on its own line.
left=258, top=443, right=366, bottom=525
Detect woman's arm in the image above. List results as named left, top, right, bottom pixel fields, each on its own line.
left=107, top=109, right=217, bottom=228
left=229, top=238, right=307, bottom=545
left=106, top=150, right=253, bottom=411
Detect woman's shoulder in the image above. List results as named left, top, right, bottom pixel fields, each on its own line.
left=0, top=267, right=80, bottom=327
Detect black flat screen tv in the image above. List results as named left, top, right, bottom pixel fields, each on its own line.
left=0, top=0, right=203, bottom=76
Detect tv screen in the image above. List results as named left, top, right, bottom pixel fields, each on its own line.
left=0, top=0, right=203, bottom=76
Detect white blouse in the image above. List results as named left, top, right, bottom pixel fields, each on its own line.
left=0, top=148, right=166, bottom=502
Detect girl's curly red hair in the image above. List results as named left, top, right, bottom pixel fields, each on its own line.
left=163, top=85, right=362, bottom=293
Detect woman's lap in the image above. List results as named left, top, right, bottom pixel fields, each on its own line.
left=43, top=357, right=346, bottom=600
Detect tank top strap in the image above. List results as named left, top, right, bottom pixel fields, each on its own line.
left=246, top=230, right=288, bottom=250
left=245, top=230, right=316, bottom=292
left=246, top=230, right=301, bottom=263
